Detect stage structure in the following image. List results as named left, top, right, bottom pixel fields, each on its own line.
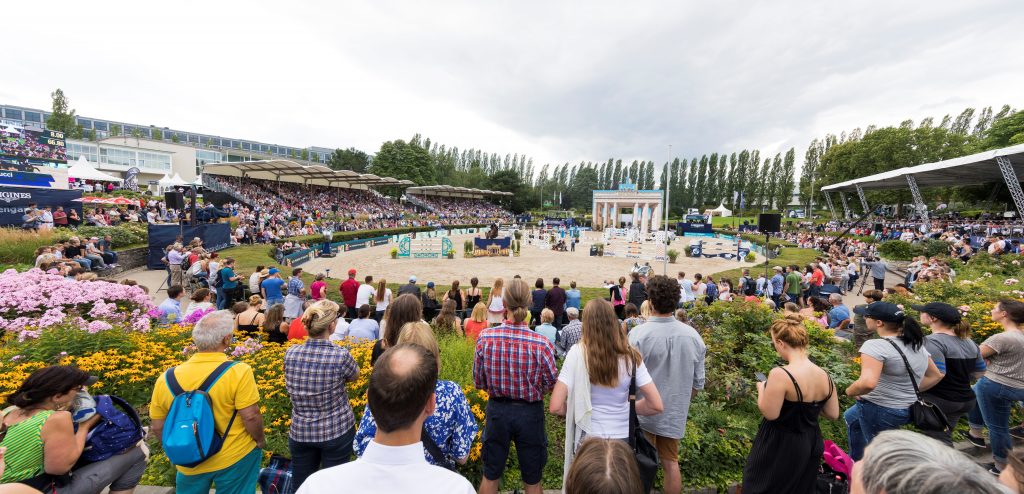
left=591, top=180, right=663, bottom=233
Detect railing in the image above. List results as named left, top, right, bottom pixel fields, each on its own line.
left=404, top=195, right=436, bottom=212
left=202, top=176, right=253, bottom=208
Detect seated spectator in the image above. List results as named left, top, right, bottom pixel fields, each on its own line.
left=0, top=366, right=147, bottom=492
left=184, top=288, right=215, bottom=319
left=852, top=430, right=1005, bottom=494
left=150, top=310, right=266, bottom=494
left=235, top=295, right=266, bottom=338
left=431, top=299, right=462, bottom=337
left=299, top=343, right=475, bottom=493
left=287, top=300, right=317, bottom=341
left=348, top=305, right=380, bottom=342
left=158, top=285, right=185, bottom=324
left=534, top=308, right=557, bottom=344
left=827, top=293, right=852, bottom=338
left=621, top=303, right=644, bottom=334
left=564, top=438, right=643, bottom=494
left=463, top=303, right=489, bottom=343
left=355, top=322, right=478, bottom=469
left=556, top=307, right=582, bottom=355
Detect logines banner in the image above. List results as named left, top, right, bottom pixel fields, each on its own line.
left=0, top=186, right=82, bottom=226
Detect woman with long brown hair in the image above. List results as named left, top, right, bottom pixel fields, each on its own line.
left=370, top=293, right=423, bottom=364
left=550, top=299, right=663, bottom=479
left=486, top=277, right=505, bottom=324
left=432, top=299, right=463, bottom=337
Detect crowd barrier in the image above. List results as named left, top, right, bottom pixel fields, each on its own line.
left=396, top=235, right=454, bottom=259
left=603, top=240, right=667, bottom=261
left=688, top=235, right=750, bottom=261
left=281, top=235, right=391, bottom=267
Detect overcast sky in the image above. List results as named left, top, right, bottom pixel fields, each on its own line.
left=3, top=1, right=1022, bottom=172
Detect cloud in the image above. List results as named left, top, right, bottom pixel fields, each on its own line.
left=3, top=0, right=1022, bottom=172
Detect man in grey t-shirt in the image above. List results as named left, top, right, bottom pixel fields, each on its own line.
left=628, top=275, right=706, bottom=494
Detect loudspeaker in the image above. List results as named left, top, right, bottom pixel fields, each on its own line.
left=332, top=204, right=339, bottom=213
left=757, top=213, right=782, bottom=234
left=874, top=223, right=884, bottom=233
left=164, top=191, right=185, bottom=210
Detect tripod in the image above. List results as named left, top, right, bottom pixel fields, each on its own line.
left=855, top=260, right=870, bottom=296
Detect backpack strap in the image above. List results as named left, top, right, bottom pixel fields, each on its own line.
left=165, top=367, right=184, bottom=396
left=197, top=362, right=238, bottom=394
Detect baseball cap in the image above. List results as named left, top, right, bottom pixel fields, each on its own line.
left=773, top=266, right=783, bottom=271
left=910, top=302, right=961, bottom=325
left=427, top=281, right=435, bottom=288
left=348, top=268, right=357, bottom=276
left=268, top=268, right=280, bottom=275
left=853, top=302, right=905, bottom=323
left=409, top=275, right=417, bottom=283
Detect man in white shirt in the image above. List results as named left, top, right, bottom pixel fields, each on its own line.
left=298, top=344, right=474, bottom=494
left=355, top=275, right=376, bottom=308
left=676, top=271, right=694, bottom=305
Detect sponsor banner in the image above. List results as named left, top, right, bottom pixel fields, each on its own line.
left=0, top=186, right=81, bottom=226
left=283, top=249, right=314, bottom=266
left=146, top=223, right=231, bottom=269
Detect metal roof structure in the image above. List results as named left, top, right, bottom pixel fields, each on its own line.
left=406, top=185, right=513, bottom=198
left=202, top=160, right=414, bottom=190
left=819, top=143, right=1024, bottom=220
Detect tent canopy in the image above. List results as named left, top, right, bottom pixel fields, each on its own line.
left=202, top=160, right=411, bottom=190
left=711, top=203, right=733, bottom=217
left=67, top=156, right=123, bottom=182
left=821, top=143, right=1024, bottom=192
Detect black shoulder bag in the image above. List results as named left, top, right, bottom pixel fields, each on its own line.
left=629, top=359, right=660, bottom=493
left=421, top=424, right=456, bottom=471
left=884, top=339, right=950, bottom=433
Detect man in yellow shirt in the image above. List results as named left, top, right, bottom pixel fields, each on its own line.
left=150, top=310, right=266, bottom=494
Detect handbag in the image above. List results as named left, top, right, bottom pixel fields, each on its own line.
left=258, top=454, right=293, bottom=494
left=628, top=360, right=660, bottom=493
left=884, top=339, right=950, bottom=432
left=816, top=462, right=849, bottom=494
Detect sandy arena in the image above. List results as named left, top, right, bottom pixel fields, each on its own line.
left=299, top=231, right=759, bottom=288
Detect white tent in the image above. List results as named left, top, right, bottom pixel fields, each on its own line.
left=168, top=173, right=188, bottom=186
left=157, top=174, right=175, bottom=187
left=67, top=156, right=122, bottom=182
left=711, top=203, right=733, bottom=217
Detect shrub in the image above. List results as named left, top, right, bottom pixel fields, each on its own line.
left=744, top=252, right=757, bottom=262
left=390, top=247, right=398, bottom=259
left=684, top=245, right=692, bottom=257
left=463, top=239, right=473, bottom=254
left=877, top=240, right=917, bottom=261
left=0, top=228, right=54, bottom=266
left=667, top=249, right=679, bottom=263
left=53, top=223, right=148, bottom=248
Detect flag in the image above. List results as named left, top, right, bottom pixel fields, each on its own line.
left=740, top=192, right=745, bottom=209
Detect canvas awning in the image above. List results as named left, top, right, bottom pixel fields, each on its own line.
left=202, top=160, right=410, bottom=190
left=406, top=185, right=513, bottom=199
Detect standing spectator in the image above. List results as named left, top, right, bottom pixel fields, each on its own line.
left=285, top=300, right=360, bottom=491
left=770, top=266, right=785, bottom=308
left=862, top=257, right=887, bottom=291
left=485, top=277, right=505, bottom=325
left=463, top=303, right=489, bottom=343
left=284, top=268, right=305, bottom=320
left=442, top=280, right=465, bottom=317
left=627, top=272, right=647, bottom=308
left=216, top=259, right=243, bottom=310
left=628, top=275, right=707, bottom=494
left=297, top=344, right=475, bottom=494
left=355, top=323, right=478, bottom=469
left=621, top=303, right=645, bottom=334
left=703, top=275, right=719, bottom=305
left=844, top=302, right=942, bottom=460
left=52, top=206, right=68, bottom=228
left=464, top=278, right=483, bottom=319
left=167, top=244, right=184, bottom=286
left=741, top=316, right=840, bottom=493
left=967, top=299, right=1024, bottom=475
left=248, top=265, right=266, bottom=297
left=852, top=290, right=885, bottom=349
left=150, top=310, right=266, bottom=494
left=564, top=281, right=581, bottom=313
left=550, top=299, right=663, bottom=478
left=784, top=265, right=802, bottom=307
left=340, top=269, right=360, bottom=319
left=677, top=272, right=695, bottom=307
left=530, top=279, right=547, bottom=328
left=398, top=275, right=421, bottom=299
left=473, top=278, right=557, bottom=494
left=356, top=275, right=376, bottom=309
left=421, top=282, right=441, bottom=322
left=545, top=277, right=567, bottom=328
left=157, top=285, right=186, bottom=325
left=261, top=269, right=285, bottom=308
left=913, top=302, right=985, bottom=446
left=608, top=277, right=627, bottom=319
left=310, top=273, right=327, bottom=301
left=374, top=279, right=392, bottom=322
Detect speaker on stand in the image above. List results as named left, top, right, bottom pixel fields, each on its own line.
left=164, top=191, right=185, bottom=211
left=757, top=213, right=782, bottom=280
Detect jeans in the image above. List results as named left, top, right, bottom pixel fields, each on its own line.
left=968, top=377, right=1024, bottom=463
left=101, top=251, right=118, bottom=265
left=85, top=253, right=106, bottom=269
left=289, top=426, right=355, bottom=491
left=920, top=393, right=975, bottom=446
left=844, top=399, right=910, bottom=461
left=265, top=297, right=284, bottom=309
left=73, top=258, right=92, bottom=270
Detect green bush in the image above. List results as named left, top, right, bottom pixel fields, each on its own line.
left=744, top=252, right=756, bottom=262
left=877, top=240, right=917, bottom=261
left=667, top=249, right=679, bottom=263
left=53, top=223, right=148, bottom=248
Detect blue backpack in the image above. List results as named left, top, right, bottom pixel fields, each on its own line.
left=81, top=395, right=144, bottom=462
left=161, top=361, right=238, bottom=468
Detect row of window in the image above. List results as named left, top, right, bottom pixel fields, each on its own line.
left=65, top=142, right=171, bottom=171
left=1, top=106, right=329, bottom=163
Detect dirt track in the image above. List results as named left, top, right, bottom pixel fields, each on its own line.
left=301, top=231, right=759, bottom=288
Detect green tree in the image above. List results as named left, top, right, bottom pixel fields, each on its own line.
left=765, top=153, right=783, bottom=210
left=777, top=148, right=797, bottom=212
left=151, top=128, right=163, bottom=140
left=799, top=140, right=822, bottom=210
left=86, top=129, right=96, bottom=142
left=489, top=169, right=530, bottom=213
left=171, top=134, right=180, bottom=143
left=300, top=149, right=309, bottom=160
left=46, top=89, right=78, bottom=137
left=328, top=147, right=371, bottom=172
left=684, top=158, right=698, bottom=208
left=613, top=160, right=623, bottom=187
left=567, top=165, right=599, bottom=210
left=979, top=109, right=1024, bottom=149
left=705, top=153, right=719, bottom=204
left=110, top=124, right=122, bottom=137
left=371, top=139, right=435, bottom=185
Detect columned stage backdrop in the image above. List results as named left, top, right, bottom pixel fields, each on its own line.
left=146, top=223, right=231, bottom=269
left=473, top=237, right=511, bottom=257
left=0, top=186, right=81, bottom=226
left=591, top=180, right=664, bottom=233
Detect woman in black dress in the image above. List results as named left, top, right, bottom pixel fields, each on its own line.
left=742, top=315, right=841, bottom=493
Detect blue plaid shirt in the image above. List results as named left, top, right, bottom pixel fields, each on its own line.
left=287, top=276, right=304, bottom=296
left=284, top=338, right=359, bottom=442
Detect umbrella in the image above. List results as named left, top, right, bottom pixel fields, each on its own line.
left=75, top=196, right=118, bottom=205
left=110, top=197, right=137, bottom=205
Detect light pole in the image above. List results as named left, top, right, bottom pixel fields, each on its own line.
left=663, top=144, right=672, bottom=275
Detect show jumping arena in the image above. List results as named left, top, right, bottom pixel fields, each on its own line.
left=301, top=229, right=759, bottom=288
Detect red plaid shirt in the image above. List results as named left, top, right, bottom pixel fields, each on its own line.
left=473, top=320, right=557, bottom=403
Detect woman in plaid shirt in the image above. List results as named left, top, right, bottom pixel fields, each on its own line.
left=284, top=300, right=360, bottom=491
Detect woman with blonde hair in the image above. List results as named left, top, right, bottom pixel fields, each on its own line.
left=235, top=294, right=265, bottom=338
left=284, top=299, right=360, bottom=490
left=373, top=278, right=391, bottom=322
left=742, top=315, right=840, bottom=493
left=486, top=277, right=505, bottom=324
left=550, top=298, right=663, bottom=480
left=464, top=302, right=489, bottom=342
left=432, top=299, right=463, bottom=336
left=354, top=321, right=478, bottom=469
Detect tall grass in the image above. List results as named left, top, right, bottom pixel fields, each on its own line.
left=438, top=333, right=475, bottom=384
left=0, top=228, right=53, bottom=266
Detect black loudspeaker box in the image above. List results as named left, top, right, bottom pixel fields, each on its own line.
left=874, top=223, right=884, bottom=233
left=332, top=204, right=339, bottom=213
left=757, top=213, right=782, bottom=234
left=164, top=191, right=185, bottom=210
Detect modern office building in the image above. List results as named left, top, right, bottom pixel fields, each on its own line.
left=0, top=103, right=335, bottom=164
